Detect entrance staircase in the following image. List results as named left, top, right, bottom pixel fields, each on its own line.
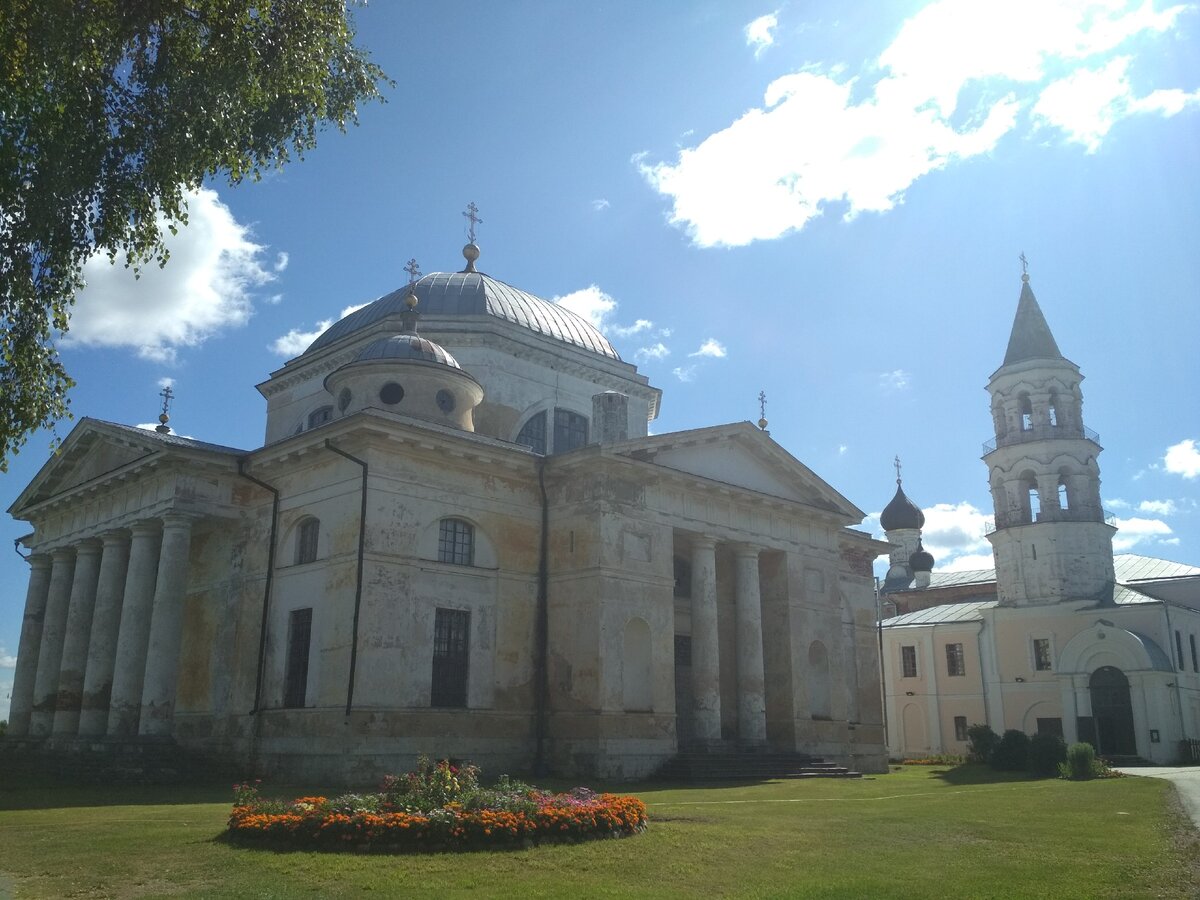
left=656, top=748, right=862, bottom=782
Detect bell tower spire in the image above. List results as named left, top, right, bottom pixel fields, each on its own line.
left=983, top=263, right=1115, bottom=605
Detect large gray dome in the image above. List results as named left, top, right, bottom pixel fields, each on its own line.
left=304, top=271, right=620, bottom=359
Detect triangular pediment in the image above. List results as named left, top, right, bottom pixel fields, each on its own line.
left=615, top=423, right=864, bottom=521
left=8, top=418, right=243, bottom=517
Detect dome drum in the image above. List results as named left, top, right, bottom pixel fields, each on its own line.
left=325, top=357, right=484, bottom=432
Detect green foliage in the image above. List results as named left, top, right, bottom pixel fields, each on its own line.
left=1028, top=733, right=1068, bottom=776
left=0, top=1, right=388, bottom=468
left=991, top=729, right=1031, bottom=771
left=1060, top=742, right=1101, bottom=780
left=379, top=755, right=483, bottom=812
left=966, top=723, right=998, bottom=763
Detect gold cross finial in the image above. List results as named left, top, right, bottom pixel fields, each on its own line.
left=894, top=454, right=902, bottom=485
left=156, top=385, right=174, bottom=434
left=404, top=257, right=422, bottom=284
left=462, top=202, right=483, bottom=244
left=1020, top=251, right=1029, bottom=278
left=757, top=390, right=768, bottom=431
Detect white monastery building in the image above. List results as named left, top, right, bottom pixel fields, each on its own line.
left=6, top=235, right=888, bottom=781
left=880, top=271, right=1200, bottom=764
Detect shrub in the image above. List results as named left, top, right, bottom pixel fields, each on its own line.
left=991, top=729, right=1030, bottom=771
left=1028, top=733, right=1068, bottom=776
left=1060, top=742, right=1098, bottom=780
left=966, top=724, right=998, bottom=764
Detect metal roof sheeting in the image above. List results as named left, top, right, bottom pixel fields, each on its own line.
left=882, top=600, right=998, bottom=627
left=304, top=272, right=621, bottom=359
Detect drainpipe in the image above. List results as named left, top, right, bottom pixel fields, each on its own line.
left=533, top=457, right=550, bottom=776
left=325, top=440, right=368, bottom=718
left=237, top=459, right=280, bottom=716
left=1162, top=600, right=1187, bottom=756
left=876, top=578, right=888, bottom=750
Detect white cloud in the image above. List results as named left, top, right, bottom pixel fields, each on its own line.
left=939, top=553, right=997, bottom=573
left=1138, top=499, right=1178, bottom=516
left=640, top=0, right=1193, bottom=247
left=270, top=303, right=369, bottom=358
left=274, top=251, right=290, bottom=272
left=745, top=12, right=779, bottom=58
left=689, top=338, right=727, bottom=358
left=592, top=198, right=611, bottom=211
left=879, top=369, right=911, bottom=391
left=1113, top=516, right=1174, bottom=551
left=838, top=444, right=848, bottom=455
left=673, top=365, right=698, bottom=382
left=869, top=500, right=996, bottom=573
left=0, top=648, right=15, bottom=668
left=157, top=377, right=175, bottom=390
left=1105, top=497, right=1131, bottom=510
left=635, top=343, right=671, bottom=362
left=553, top=285, right=617, bottom=329
left=610, top=319, right=655, bottom=338
left=1165, top=439, right=1200, bottom=479
left=66, top=188, right=277, bottom=362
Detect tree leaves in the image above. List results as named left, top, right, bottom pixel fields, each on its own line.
left=0, top=0, right=388, bottom=469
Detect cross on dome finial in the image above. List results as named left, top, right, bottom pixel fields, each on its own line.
left=894, top=454, right=902, bottom=485
left=462, top=202, right=483, bottom=244
left=404, top=257, right=422, bottom=284
left=1020, top=251, right=1030, bottom=283
left=757, top=390, right=768, bottom=431
left=156, top=385, right=174, bottom=434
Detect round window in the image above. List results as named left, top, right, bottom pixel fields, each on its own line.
left=379, top=382, right=404, bottom=405
left=338, top=388, right=352, bottom=412
left=436, top=389, right=456, bottom=413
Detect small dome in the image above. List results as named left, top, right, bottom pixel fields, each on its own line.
left=909, top=541, right=935, bottom=574
left=353, top=334, right=462, bottom=369
left=880, top=483, right=925, bottom=531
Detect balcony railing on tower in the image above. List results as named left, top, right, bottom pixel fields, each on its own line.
left=982, top=423, right=1100, bottom=456
left=984, top=505, right=1116, bottom=534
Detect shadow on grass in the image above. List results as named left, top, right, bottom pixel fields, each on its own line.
left=915, top=763, right=1058, bottom=786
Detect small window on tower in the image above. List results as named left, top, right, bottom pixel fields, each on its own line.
left=1033, top=638, right=1052, bottom=671
left=946, top=643, right=965, bottom=677
left=954, top=716, right=969, bottom=742
left=901, top=645, right=918, bottom=678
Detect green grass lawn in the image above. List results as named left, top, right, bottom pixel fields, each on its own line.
left=0, top=765, right=1196, bottom=898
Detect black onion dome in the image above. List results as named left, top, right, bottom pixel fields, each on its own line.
left=304, top=271, right=620, bottom=359
left=353, top=334, right=462, bottom=369
left=880, top=484, right=925, bottom=531
left=909, top=541, right=935, bottom=574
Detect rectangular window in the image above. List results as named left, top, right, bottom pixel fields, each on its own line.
left=1191, top=634, right=1198, bottom=674
left=283, top=608, right=312, bottom=709
left=945, top=643, right=965, bottom=677
left=438, top=519, right=474, bottom=566
left=901, top=645, right=917, bottom=679
left=432, top=608, right=470, bottom=708
left=1033, top=638, right=1053, bottom=672
left=954, top=716, right=968, bottom=742
left=1036, top=717, right=1064, bottom=738
left=296, top=518, right=319, bottom=565
left=553, top=408, right=589, bottom=453
left=1176, top=630, right=1186, bottom=671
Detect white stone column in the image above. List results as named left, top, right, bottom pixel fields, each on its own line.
left=139, top=514, right=195, bottom=736
left=7, top=554, right=53, bottom=736
left=107, top=521, right=161, bottom=736
left=29, top=549, right=76, bottom=736
left=78, top=531, right=131, bottom=736
left=689, top=536, right=721, bottom=743
left=734, top=544, right=767, bottom=745
left=52, top=540, right=103, bottom=735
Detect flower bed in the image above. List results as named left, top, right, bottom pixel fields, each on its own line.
left=226, top=758, right=648, bottom=852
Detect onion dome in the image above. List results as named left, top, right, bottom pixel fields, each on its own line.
left=909, top=540, right=935, bottom=574
left=880, top=482, right=925, bottom=531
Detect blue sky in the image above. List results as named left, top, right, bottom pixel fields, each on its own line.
left=2, top=1, right=1199, bottom=717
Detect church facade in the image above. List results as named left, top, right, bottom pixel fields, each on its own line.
left=880, top=273, right=1200, bottom=763
left=6, top=241, right=888, bottom=782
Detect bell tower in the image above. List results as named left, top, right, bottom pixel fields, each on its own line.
left=983, top=265, right=1115, bottom=605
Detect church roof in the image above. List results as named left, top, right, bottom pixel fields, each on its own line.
left=1002, top=278, right=1064, bottom=366
left=883, top=600, right=998, bottom=627
left=352, top=333, right=463, bottom=369
left=879, top=482, right=924, bottom=531
left=303, top=271, right=620, bottom=360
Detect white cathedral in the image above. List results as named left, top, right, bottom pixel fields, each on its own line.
left=879, top=271, right=1200, bottom=764
left=5, top=236, right=888, bottom=781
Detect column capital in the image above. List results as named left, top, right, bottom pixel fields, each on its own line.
left=731, top=543, right=761, bottom=560
left=128, top=519, right=162, bottom=538
left=26, top=553, right=53, bottom=571
left=160, top=512, right=198, bottom=530
left=100, top=528, right=131, bottom=546
left=50, top=546, right=75, bottom=562
left=74, top=538, right=103, bottom=557
left=690, top=534, right=717, bottom=551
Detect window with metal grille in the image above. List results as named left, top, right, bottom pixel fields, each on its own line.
left=307, top=406, right=333, bottom=429
left=553, top=408, right=588, bottom=453
left=954, top=716, right=968, bottom=741
left=1191, top=634, right=1198, bottom=673
left=1033, top=638, right=1052, bottom=671
left=901, top=645, right=917, bottom=678
left=1176, top=630, right=1186, bottom=671
left=283, top=608, right=312, bottom=709
left=296, top=518, right=319, bottom=565
left=945, top=643, right=965, bottom=676
left=437, top=518, right=474, bottom=566
left=432, top=608, right=470, bottom=708
left=516, top=411, right=547, bottom=454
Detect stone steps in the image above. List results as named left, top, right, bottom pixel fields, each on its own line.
left=655, top=749, right=862, bottom=782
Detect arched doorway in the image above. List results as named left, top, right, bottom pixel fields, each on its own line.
left=1089, top=666, right=1136, bottom=756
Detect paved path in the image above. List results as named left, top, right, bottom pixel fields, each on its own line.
left=1115, top=767, right=1200, bottom=828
